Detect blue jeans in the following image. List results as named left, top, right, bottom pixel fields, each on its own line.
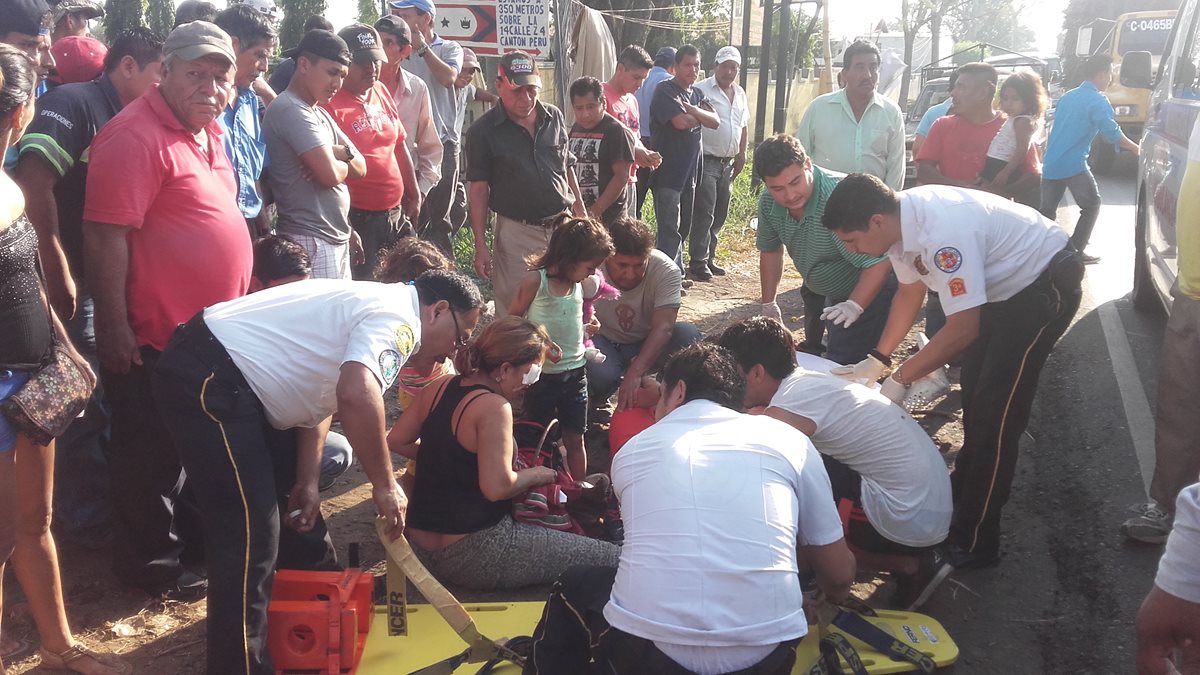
left=586, top=322, right=703, bottom=403
left=320, top=430, right=354, bottom=491
left=652, top=175, right=697, bottom=272
left=823, top=274, right=898, bottom=365
left=691, top=157, right=734, bottom=269
left=1040, top=169, right=1101, bottom=250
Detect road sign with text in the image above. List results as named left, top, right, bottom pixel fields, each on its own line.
left=435, top=0, right=549, bottom=56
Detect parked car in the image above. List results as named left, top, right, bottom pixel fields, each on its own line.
left=904, top=78, right=951, bottom=187
left=1121, top=3, right=1190, bottom=313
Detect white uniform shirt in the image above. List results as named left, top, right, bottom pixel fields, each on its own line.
left=891, top=186, right=1069, bottom=316
left=604, top=399, right=844, bottom=669
left=770, top=369, right=952, bottom=547
left=1156, top=480, right=1200, bottom=603
left=205, top=279, right=422, bottom=429
left=694, top=76, right=748, bottom=158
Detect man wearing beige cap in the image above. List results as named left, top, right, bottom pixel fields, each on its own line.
left=465, top=50, right=585, bottom=315
left=82, top=20, right=251, bottom=600
left=50, top=0, right=102, bottom=44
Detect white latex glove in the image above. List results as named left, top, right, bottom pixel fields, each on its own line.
left=830, top=354, right=888, bottom=382
left=762, top=301, right=782, bottom=321
left=820, top=300, right=864, bottom=327
left=879, top=375, right=908, bottom=404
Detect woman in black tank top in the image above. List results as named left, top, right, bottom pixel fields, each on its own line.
left=0, top=46, right=127, bottom=675
left=389, top=317, right=620, bottom=590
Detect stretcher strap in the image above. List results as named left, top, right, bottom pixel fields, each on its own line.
left=375, top=519, right=527, bottom=674
left=830, top=610, right=936, bottom=673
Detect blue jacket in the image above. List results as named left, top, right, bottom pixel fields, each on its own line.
left=1042, top=81, right=1122, bottom=180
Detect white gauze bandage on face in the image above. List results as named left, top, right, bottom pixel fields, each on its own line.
left=522, top=362, right=543, bottom=386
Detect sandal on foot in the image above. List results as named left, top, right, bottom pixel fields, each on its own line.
left=38, top=644, right=131, bottom=675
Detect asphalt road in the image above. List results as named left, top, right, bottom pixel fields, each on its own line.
left=926, top=152, right=1171, bottom=674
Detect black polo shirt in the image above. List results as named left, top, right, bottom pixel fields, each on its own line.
left=465, top=100, right=575, bottom=223
left=18, top=74, right=124, bottom=281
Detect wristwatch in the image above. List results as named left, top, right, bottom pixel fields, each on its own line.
left=343, top=144, right=356, bottom=163
left=416, top=44, right=429, bottom=57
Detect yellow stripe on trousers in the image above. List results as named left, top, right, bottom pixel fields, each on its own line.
left=200, top=373, right=253, bottom=675
left=968, top=288, right=1060, bottom=552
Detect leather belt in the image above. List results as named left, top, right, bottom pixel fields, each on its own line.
left=704, top=154, right=736, bottom=164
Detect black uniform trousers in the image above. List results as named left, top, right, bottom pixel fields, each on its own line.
left=949, top=247, right=1084, bottom=557
left=102, top=347, right=190, bottom=589
left=524, top=566, right=799, bottom=675
left=153, top=315, right=337, bottom=675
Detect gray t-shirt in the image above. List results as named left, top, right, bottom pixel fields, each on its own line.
left=401, top=36, right=463, bottom=144
left=263, top=90, right=354, bottom=243
left=596, top=250, right=682, bottom=344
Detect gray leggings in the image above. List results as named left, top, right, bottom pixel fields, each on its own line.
left=410, top=515, right=620, bottom=590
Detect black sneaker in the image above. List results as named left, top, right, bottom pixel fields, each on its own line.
left=708, top=261, right=726, bottom=276
left=892, top=547, right=953, bottom=611
left=689, top=265, right=713, bottom=282
left=681, top=278, right=694, bottom=289
left=942, top=542, right=1001, bottom=570
left=146, top=571, right=209, bottom=601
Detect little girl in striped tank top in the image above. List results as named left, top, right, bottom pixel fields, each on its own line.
left=509, top=215, right=615, bottom=480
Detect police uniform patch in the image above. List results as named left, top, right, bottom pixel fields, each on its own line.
left=934, top=247, right=962, bottom=273
left=379, top=349, right=401, bottom=387
left=948, top=277, right=967, bottom=297
left=914, top=255, right=929, bottom=275
left=394, top=325, right=416, bottom=358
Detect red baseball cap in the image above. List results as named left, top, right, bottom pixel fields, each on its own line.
left=51, top=35, right=107, bottom=85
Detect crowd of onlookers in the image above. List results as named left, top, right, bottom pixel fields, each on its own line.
left=3, top=0, right=1198, bottom=672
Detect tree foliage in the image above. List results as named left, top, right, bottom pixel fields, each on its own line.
left=146, top=0, right=174, bottom=39
left=946, top=0, right=1035, bottom=50
left=358, top=0, right=381, bottom=26
left=280, top=0, right=328, bottom=50
left=899, top=0, right=968, bottom=107
left=102, top=0, right=146, bottom=41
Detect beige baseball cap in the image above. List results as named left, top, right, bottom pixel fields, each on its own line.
left=163, top=20, right=236, bottom=66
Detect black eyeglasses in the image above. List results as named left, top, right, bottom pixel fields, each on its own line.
left=448, top=306, right=469, bottom=350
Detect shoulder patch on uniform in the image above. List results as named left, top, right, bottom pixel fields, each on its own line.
left=394, top=325, right=416, bottom=359
left=379, top=349, right=401, bottom=387
left=934, top=247, right=962, bottom=273
left=948, top=277, right=967, bottom=297
left=914, top=254, right=929, bottom=275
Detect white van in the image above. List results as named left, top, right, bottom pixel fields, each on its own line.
left=1121, top=0, right=1195, bottom=313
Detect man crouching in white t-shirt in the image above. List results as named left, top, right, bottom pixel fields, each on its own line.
left=717, top=316, right=954, bottom=611
left=523, top=343, right=854, bottom=675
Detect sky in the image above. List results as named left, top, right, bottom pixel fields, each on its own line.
left=826, top=0, right=1071, bottom=53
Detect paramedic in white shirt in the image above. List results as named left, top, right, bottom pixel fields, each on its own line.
left=717, top=316, right=953, bottom=610
left=1136, top=479, right=1200, bottom=675
left=821, top=173, right=1083, bottom=571
left=152, top=270, right=483, bottom=675
left=523, top=342, right=855, bottom=675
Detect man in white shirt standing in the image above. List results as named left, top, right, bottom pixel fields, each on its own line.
left=796, top=40, right=906, bottom=190
left=690, top=46, right=748, bottom=282
left=822, top=173, right=1084, bottom=570
left=717, top=317, right=953, bottom=610
left=524, top=343, right=856, bottom=674
left=391, top=0, right=463, bottom=254
left=376, top=14, right=442, bottom=198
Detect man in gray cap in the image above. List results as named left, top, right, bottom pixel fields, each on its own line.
left=50, top=0, right=103, bottom=44
left=82, top=20, right=251, bottom=599
left=264, top=29, right=366, bottom=279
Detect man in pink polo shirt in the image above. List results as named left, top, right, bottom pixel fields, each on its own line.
left=83, top=20, right=252, bottom=599
left=322, top=23, right=421, bottom=280
left=604, top=44, right=660, bottom=218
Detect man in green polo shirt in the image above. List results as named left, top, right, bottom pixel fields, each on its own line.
left=756, top=134, right=894, bottom=364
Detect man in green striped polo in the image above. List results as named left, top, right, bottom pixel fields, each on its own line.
left=756, top=134, right=895, bottom=364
